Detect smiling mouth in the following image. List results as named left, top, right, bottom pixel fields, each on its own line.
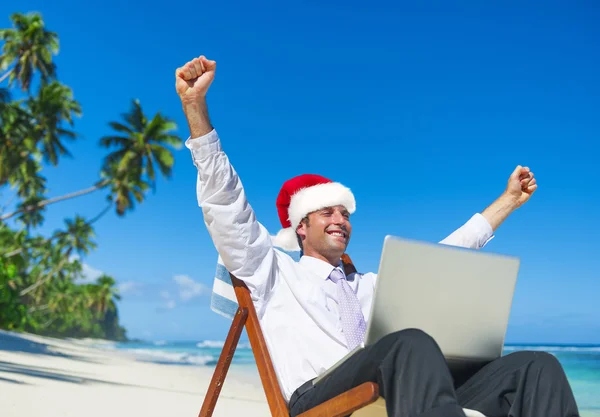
left=327, top=230, right=347, bottom=240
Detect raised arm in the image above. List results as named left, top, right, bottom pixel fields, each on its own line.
left=175, top=56, right=275, bottom=298
left=440, top=165, right=537, bottom=249
left=481, top=165, right=537, bottom=230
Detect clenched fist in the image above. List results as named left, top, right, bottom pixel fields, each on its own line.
left=175, top=56, right=216, bottom=106
left=505, top=165, right=537, bottom=207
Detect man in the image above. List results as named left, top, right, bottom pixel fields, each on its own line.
left=175, top=55, right=580, bottom=417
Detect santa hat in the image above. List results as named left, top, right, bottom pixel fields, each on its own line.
left=272, top=174, right=356, bottom=251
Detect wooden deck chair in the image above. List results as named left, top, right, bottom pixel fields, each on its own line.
left=202, top=250, right=486, bottom=417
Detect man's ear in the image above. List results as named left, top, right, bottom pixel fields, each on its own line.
left=296, top=221, right=307, bottom=240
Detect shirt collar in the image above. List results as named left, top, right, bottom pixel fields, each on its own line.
left=299, top=255, right=345, bottom=280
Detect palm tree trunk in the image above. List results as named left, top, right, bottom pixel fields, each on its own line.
left=0, top=179, right=109, bottom=221
left=0, top=68, right=13, bottom=84
left=88, top=202, right=113, bottom=225
left=19, top=253, right=69, bottom=297
left=28, top=304, right=49, bottom=314
left=41, top=316, right=56, bottom=329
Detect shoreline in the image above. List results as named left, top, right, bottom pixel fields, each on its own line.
left=1, top=330, right=599, bottom=416
left=0, top=330, right=269, bottom=417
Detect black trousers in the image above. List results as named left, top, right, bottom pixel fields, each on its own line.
left=288, top=329, right=580, bottom=417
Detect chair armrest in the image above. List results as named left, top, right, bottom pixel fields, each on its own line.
left=296, top=382, right=379, bottom=417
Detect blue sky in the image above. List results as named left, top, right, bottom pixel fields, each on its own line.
left=2, top=1, right=598, bottom=343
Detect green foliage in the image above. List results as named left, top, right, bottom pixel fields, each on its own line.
left=0, top=11, right=183, bottom=340
left=0, top=12, right=58, bottom=91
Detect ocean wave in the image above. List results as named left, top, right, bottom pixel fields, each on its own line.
left=125, top=348, right=219, bottom=366
left=68, top=338, right=118, bottom=349
left=197, top=341, right=600, bottom=353
left=113, top=342, right=598, bottom=369
left=196, top=340, right=251, bottom=349
left=504, top=345, right=600, bottom=353
left=196, top=340, right=224, bottom=348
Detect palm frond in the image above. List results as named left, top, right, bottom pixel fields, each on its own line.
left=145, top=151, right=156, bottom=183
left=122, top=99, right=146, bottom=132
left=143, top=114, right=170, bottom=140
left=99, top=135, right=130, bottom=148
left=149, top=144, right=175, bottom=177
left=132, top=189, right=144, bottom=203
left=116, top=151, right=139, bottom=174
left=102, top=149, right=128, bottom=171
left=108, top=122, right=134, bottom=135
left=56, top=128, right=77, bottom=140
left=155, top=134, right=183, bottom=149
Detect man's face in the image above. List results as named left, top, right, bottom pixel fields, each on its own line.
left=296, top=205, right=352, bottom=262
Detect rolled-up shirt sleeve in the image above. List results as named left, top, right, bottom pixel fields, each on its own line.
left=186, top=129, right=276, bottom=301
left=438, top=213, right=494, bottom=249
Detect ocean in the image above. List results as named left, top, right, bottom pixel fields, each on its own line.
left=109, top=340, right=600, bottom=415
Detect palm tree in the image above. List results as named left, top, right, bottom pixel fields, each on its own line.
left=26, top=80, right=81, bottom=165
left=102, top=162, right=150, bottom=216
left=15, top=195, right=46, bottom=229
left=101, top=99, right=183, bottom=190
left=0, top=99, right=182, bottom=220
left=92, top=274, right=121, bottom=316
left=0, top=12, right=59, bottom=91
left=2, top=202, right=111, bottom=259
left=0, top=95, right=32, bottom=187
left=19, top=215, right=96, bottom=296
left=11, top=156, right=47, bottom=229
left=59, top=215, right=97, bottom=256
left=0, top=81, right=78, bottom=225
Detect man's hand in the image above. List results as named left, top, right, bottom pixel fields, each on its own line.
left=505, top=165, right=537, bottom=208
left=176, top=56, right=216, bottom=105
left=175, top=56, right=216, bottom=137
left=481, top=165, right=538, bottom=232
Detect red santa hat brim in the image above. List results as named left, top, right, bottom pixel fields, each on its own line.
left=272, top=182, right=356, bottom=251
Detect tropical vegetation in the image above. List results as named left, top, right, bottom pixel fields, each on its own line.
left=0, top=11, right=183, bottom=340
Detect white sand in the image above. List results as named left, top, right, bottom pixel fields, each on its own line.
left=0, top=330, right=269, bottom=417
left=3, top=331, right=598, bottom=417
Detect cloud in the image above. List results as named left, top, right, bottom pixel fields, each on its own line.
left=70, top=256, right=144, bottom=298
left=118, top=281, right=143, bottom=295
left=80, top=263, right=104, bottom=283
left=69, top=254, right=104, bottom=284
left=158, top=291, right=176, bottom=310
left=154, top=275, right=209, bottom=312
left=173, top=275, right=209, bottom=301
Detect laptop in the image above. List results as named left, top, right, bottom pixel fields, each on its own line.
left=313, top=235, right=520, bottom=384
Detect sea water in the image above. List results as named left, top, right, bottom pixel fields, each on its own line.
left=109, top=341, right=600, bottom=415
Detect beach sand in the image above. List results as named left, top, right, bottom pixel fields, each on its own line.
left=2, top=330, right=599, bottom=417
left=0, top=330, right=269, bottom=417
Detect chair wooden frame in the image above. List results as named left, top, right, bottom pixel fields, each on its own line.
left=198, top=254, right=381, bottom=417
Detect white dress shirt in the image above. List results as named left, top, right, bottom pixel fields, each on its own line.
left=186, top=129, right=495, bottom=403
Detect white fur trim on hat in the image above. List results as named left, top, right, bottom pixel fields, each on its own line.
left=271, top=228, right=301, bottom=251
left=288, top=182, right=356, bottom=229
